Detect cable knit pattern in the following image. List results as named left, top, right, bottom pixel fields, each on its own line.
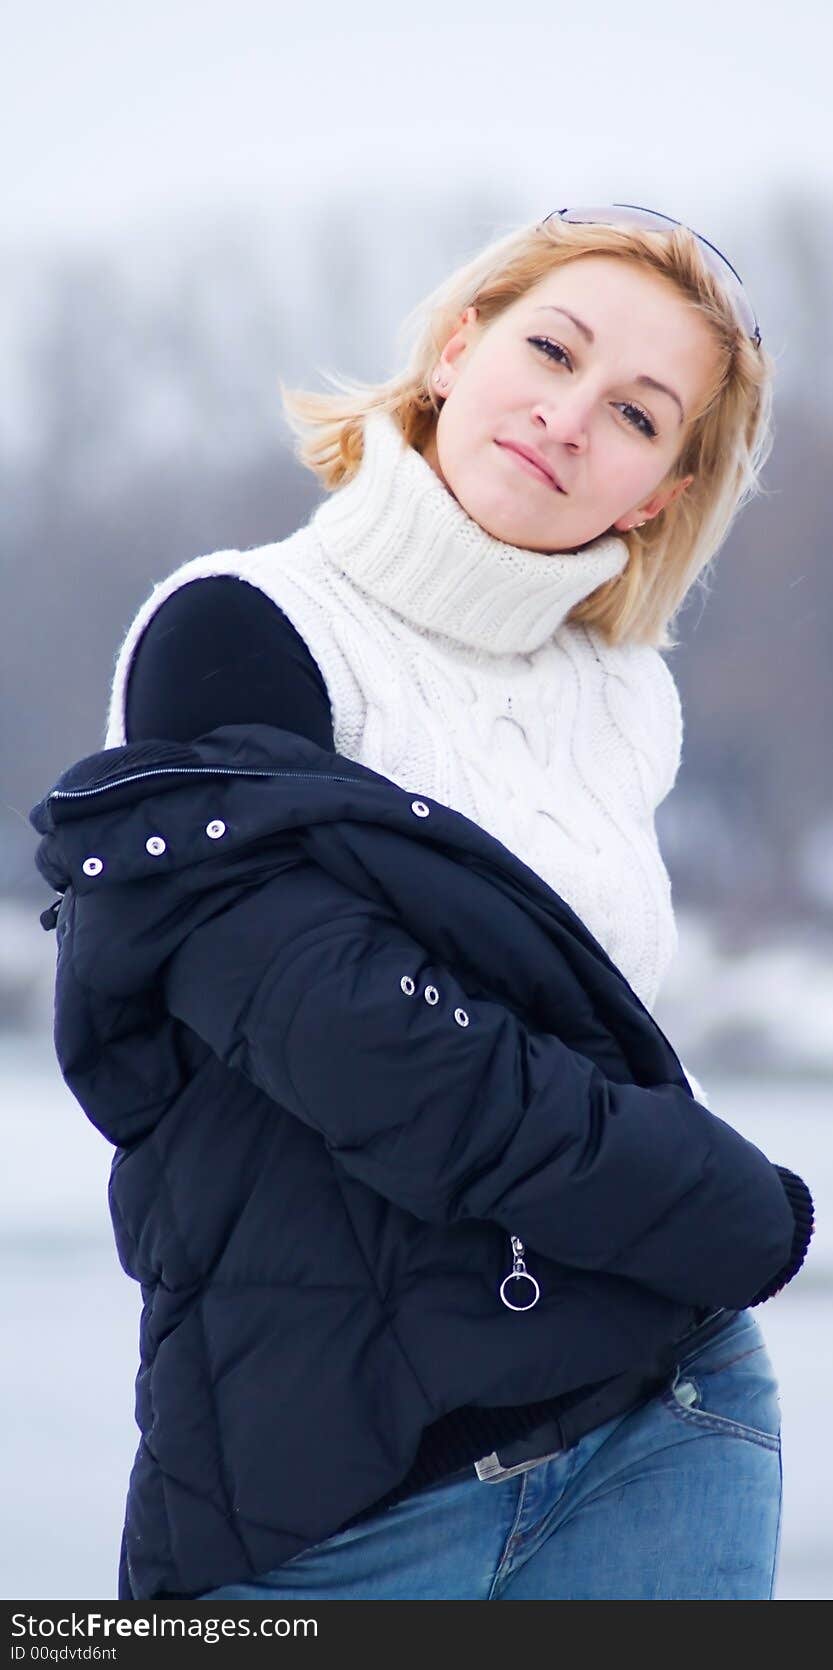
left=105, top=408, right=686, bottom=1014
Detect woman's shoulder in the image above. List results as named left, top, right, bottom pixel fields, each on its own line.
left=130, top=570, right=315, bottom=652
left=115, top=528, right=315, bottom=652
left=119, top=559, right=332, bottom=748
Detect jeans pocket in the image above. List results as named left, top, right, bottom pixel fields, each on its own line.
left=663, top=1308, right=781, bottom=1448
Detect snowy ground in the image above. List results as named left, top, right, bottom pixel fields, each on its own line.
left=1, top=1037, right=831, bottom=1601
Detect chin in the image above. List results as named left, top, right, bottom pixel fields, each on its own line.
left=474, top=505, right=564, bottom=550
left=451, top=485, right=529, bottom=543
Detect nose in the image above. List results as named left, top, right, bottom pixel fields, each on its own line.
left=532, top=391, right=591, bottom=453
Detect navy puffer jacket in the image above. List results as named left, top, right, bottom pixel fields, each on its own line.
left=30, top=723, right=813, bottom=1599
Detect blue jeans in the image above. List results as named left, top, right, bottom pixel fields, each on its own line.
left=199, top=1307, right=782, bottom=1600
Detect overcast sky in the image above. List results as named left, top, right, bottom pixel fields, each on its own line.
left=4, top=0, right=832, bottom=254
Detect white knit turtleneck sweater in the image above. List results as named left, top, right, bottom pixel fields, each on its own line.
left=105, top=408, right=687, bottom=1018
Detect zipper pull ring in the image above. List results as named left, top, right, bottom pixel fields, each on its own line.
left=499, top=1235, right=541, bottom=1311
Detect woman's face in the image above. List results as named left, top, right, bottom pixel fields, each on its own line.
left=419, top=254, right=723, bottom=553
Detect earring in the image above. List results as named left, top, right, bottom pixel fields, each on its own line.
left=434, top=368, right=448, bottom=391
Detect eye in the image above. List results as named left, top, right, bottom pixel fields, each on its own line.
left=615, top=402, right=658, bottom=440
left=528, top=337, right=658, bottom=440
left=529, top=335, right=572, bottom=369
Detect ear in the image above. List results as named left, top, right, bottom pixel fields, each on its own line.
left=437, top=306, right=480, bottom=382
left=614, top=473, right=694, bottom=533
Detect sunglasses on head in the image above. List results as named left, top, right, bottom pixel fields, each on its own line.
left=540, top=203, right=761, bottom=349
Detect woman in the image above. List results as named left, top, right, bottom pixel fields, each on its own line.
left=33, top=205, right=814, bottom=1601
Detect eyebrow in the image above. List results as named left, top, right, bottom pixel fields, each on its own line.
left=532, top=305, right=686, bottom=425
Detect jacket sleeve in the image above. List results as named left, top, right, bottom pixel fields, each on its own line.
left=674, top=1062, right=815, bottom=1305
left=159, top=853, right=804, bottom=1314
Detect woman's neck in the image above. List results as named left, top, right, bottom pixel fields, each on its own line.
left=311, top=409, right=628, bottom=657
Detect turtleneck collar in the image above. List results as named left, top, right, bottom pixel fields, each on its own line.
left=311, top=408, right=629, bottom=656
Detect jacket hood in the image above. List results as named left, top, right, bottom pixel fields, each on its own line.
left=30, top=722, right=676, bottom=1052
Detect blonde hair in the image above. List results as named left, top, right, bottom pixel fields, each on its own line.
left=279, top=216, right=775, bottom=649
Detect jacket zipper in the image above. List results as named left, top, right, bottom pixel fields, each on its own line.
left=499, top=1234, right=541, bottom=1311
left=49, top=765, right=365, bottom=801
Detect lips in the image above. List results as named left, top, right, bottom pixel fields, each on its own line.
left=496, top=440, right=565, bottom=493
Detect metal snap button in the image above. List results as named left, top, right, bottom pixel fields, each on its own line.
left=205, top=820, right=226, bottom=840
left=454, top=1007, right=469, bottom=1027
left=424, top=985, right=439, bottom=1005
left=145, top=836, right=166, bottom=856
left=410, top=800, right=430, bottom=818
left=82, top=856, right=103, bottom=877
left=400, top=975, right=416, bottom=996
